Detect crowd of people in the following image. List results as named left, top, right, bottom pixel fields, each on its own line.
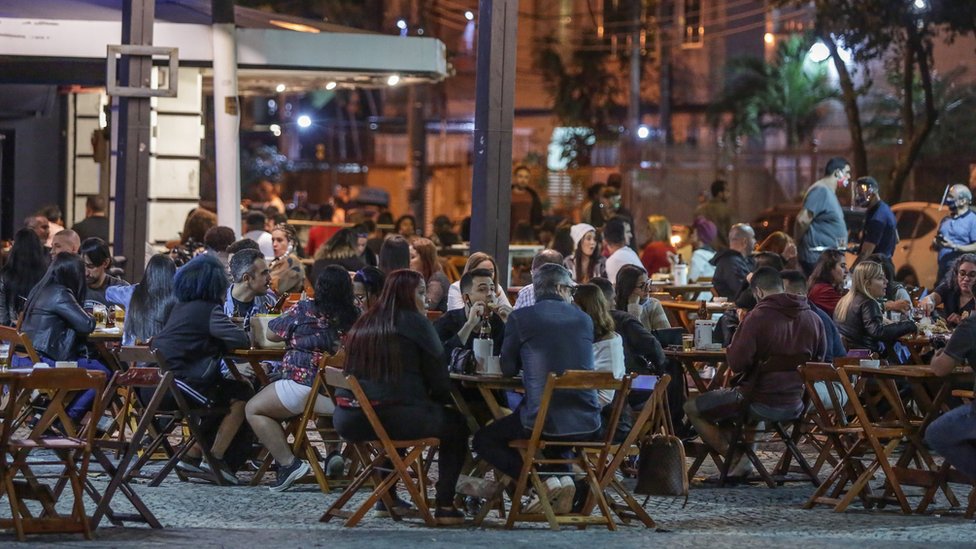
left=1, top=157, right=975, bottom=526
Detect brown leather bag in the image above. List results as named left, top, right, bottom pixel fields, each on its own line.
left=635, top=433, right=689, bottom=502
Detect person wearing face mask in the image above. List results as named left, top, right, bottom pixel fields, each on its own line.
left=852, top=176, right=898, bottom=267
left=934, top=184, right=976, bottom=284
left=834, top=261, right=917, bottom=359
left=795, top=157, right=851, bottom=276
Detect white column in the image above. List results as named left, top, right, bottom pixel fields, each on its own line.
left=212, top=22, right=241, bottom=235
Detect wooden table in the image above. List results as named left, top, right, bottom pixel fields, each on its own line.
left=448, top=373, right=522, bottom=430
left=897, top=333, right=951, bottom=365
left=226, top=348, right=285, bottom=386
left=843, top=364, right=974, bottom=513
left=663, top=347, right=727, bottom=393
left=88, top=327, right=124, bottom=371
left=649, top=282, right=714, bottom=301
left=659, top=300, right=734, bottom=332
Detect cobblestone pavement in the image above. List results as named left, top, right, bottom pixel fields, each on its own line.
left=2, top=449, right=975, bottom=547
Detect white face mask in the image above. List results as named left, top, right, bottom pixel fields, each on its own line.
left=843, top=276, right=852, bottom=291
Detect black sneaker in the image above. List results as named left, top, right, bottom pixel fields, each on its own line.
left=269, top=459, right=310, bottom=492
left=176, top=456, right=204, bottom=474
left=374, top=494, right=413, bottom=517
left=200, top=457, right=241, bottom=486
left=435, top=506, right=466, bottom=526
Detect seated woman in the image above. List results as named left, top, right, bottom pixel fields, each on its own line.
left=614, top=264, right=671, bottom=331
left=353, top=266, right=385, bottom=314
left=0, top=228, right=48, bottom=326
left=834, top=261, right=917, bottom=360
left=640, top=215, right=676, bottom=276
left=573, top=284, right=624, bottom=406
left=245, top=265, right=359, bottom=492
left=334, top=270, right=469, bottom=525
left=868, top=254, right=912, bottom=315
left=446, top=252, right=511, bottom=311
left=151, top=254, right=253, bottom=485
left=807, top=249, right=847, bottom=318
left=920, top=253, right=976, bottom=327
left=758, top=231, right=799, bottom=271
left=18, top=252, right=110, bottom=421
left=409, top=237, right=451, bottom=312
left=313, top=228, right=367, bottom=277
left=269, top=223, right=306, bottom=295
left=688, top=216, right=718, bottom=283
left=107, top=254, right=177, bottom=346
left=564, top=223, right=605, bottom=283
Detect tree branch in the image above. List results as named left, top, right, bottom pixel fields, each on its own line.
left=819, top=31, right=868, bottom=177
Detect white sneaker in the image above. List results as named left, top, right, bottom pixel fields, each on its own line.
left=554, top=476, right=576, bottom=514
left=729, top=456, right=755, bottom=478
left=524, top=476, right=562, bottom=514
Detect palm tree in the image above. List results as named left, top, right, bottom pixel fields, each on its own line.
left=710, top=35, right=838, bottom=147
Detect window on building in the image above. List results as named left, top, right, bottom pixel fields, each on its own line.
left=681, top=0, right=704, bottom=47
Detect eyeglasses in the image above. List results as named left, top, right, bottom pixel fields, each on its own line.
left=560, top=284, right=578, bottom=296
left=636, top=281, right=650, bottom=290
left=958, top=270, right=976, bottom=280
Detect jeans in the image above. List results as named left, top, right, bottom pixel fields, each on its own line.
left=334, top=401, right=469, bottom=507
left=11, top=355, right=111, bottom=421
left=925, top=402, right=976, bottom=481
left=472, top=411, right=599, bottom=480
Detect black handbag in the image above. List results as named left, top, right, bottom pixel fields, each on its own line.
left=448, top=347, right=476, bottom=375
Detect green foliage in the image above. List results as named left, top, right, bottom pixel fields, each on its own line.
left=709, top=35, right=838, bottom=147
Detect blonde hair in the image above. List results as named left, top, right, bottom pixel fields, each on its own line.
left=464, top=252, right=500, bottom=286
left=574, top=284, right=616, bottom=341
left=834, top=261, right=883, bottom=323
left=645, top=215, right=672, bottom=244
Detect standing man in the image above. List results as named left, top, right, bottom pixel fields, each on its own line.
left=80, top=237, right=129, bottom=308
left=695, top=179, right=734, bottom=250
left=72, top=196, right=111, bottom=243
left=511, top=164, right=544, bottom=235
left=473, top=264, right=599, bottom=513
left=934, top=184, right=976, bottom=283
left=39, top=205, right=65, bottom=247
left=710, top=223, right=757, bottom=300
left=242, top=211, right=275, bottom=261
left=853, top=176, right=898, bottom=266
left=795, top=157, right=851, bottom=275
left=604, top=216, right=643, bottom=284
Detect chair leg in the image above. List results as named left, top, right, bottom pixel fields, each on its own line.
left=965, top=485, right=976, bottom=519
left=718, top=421, right=744, bottom=487
left=4, top=473, right=26, bottom=541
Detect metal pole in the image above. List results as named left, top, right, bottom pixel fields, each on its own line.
left=115, top=0, right=154, bottom=281
left=471, top=0, right=519, bottom=287
left=212, top=0, right=241, bottom=235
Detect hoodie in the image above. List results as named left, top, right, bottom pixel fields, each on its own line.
left=709, top=248, right=754, bottom=300
left=727, top=293, right=827, bottom=414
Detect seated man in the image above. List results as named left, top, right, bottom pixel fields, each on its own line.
left=924, top=315, right=976, bottom=483
left=473, top=264, right=600, bottom=513
left=513, top=249, right=564, bottom=309
left=710, top=223, right=756, bottom=300
left=80, top=237, right=129, bottom=308
left=435, top=268, right=511, bottom=358
left=224, top=248, right=277, bottom=323
left=684, top=267, right=826, bottom=474
left=51, top=229, right=81, bottom=258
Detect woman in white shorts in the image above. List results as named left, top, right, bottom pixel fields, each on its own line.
left=245, top=265, right=360, bottom=492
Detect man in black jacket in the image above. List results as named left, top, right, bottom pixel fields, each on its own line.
left=435, top=268, right=510, bottom=358
left=709, top=223, right=756, bottom=300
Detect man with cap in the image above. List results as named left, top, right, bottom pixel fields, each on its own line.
left=564, top=223, right=605, bottom=283
left=853, top=176, right=898, bottom=267
left=935, top=184, right=976, bottom=283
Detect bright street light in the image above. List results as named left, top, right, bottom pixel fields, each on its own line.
left=325, top=81, right=337, bottom=90
left=275, top=83, right=286, bottom=93
left=269, top=124, right=281, bottom=136
left=396, top=19, right=407, bottom=30
left=297, top=115, right=312, bottom=129
left=808, top=42, right=830, bottom=63
left=636, top=126, right=650, bottom=140
left=464, top=11, right=475, bottom=21
left=387, top=74, right=400, bottom=86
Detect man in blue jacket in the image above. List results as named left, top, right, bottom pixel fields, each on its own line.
left=472, top=263, right=599, bottom=513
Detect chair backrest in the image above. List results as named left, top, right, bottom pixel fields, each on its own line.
left=322, top=365, right=406, bottom=457
left=798, top=362, right=850, bottom=428
left=0, top=325, right=41, bottom=364
left=741, top=352, right=811, bottom=409
left=11, top=368, right=108, bottom=439
left=529, top=371, right=630, bottom=454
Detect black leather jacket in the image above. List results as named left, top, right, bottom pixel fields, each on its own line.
left=21, top=284, right=96, bottom=361
left=835, top=293, right=916, bottom=355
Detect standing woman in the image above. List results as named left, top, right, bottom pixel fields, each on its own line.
left=108, top=254, right=177, bottom=346
left=409, top=237, right=451, bottom=312
left=19, top=253, right=108, bottom=421
left=807, top=250, right=848, bottom=318
left=0, top=228, right=48, bottom=326
left=564, top=223, right=605, bottom=283
left=446, top=252, right=511, bottom=311
left=246, top=265, right=360, bottom=492
left=614, top=264, right=671, bottom=331
left=269, top=223, right=306, bottom=295
left=573, top=284, right=624, bottom=406
left=334, top=270, right=469, bottom=525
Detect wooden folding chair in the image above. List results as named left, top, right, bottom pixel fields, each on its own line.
left=0, top=325, right=41, bottom=365
left=504, top=371, right=631, bottom=531
left=250, top=351, right=349, bottom=492
left=0, top=368, right=106, bottom=541
left=717, top=353, right=819, bottom=488
left=319, top=366, right=438, bottom=527
left=589, top=374, right=672, bottom=528
left=801, top=363, right=912, bottom=513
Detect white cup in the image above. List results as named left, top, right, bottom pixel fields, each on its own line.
left=55, top=361, right=78, bottom=368
left=483, top=356, right=502, bottom=375
left=859, top=359, right=881, bottom=369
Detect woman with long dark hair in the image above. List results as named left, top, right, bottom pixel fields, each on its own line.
left=377, top=234, right=410, bottom=273
left=409, top=237, right=450, bottom=312
left=0, top=228, right=48, bottom=326
left=334, top=270, right=468, bottom=525
left=807, top=250, right=848, bottom=318
left=19, top=253, right=109, bottom=420
left=246, top=265, right=360, bottom=492
left=107, top=254, right=177, bottom=346
left=313, top=227, right=367, bottom=276
left=574, top=284, right=624, bottom=405
left=614, top=264, right=670, bottom=330
left=564, top=223, right=605, bottom=283
left=353, top=266, right=386, bottom=313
